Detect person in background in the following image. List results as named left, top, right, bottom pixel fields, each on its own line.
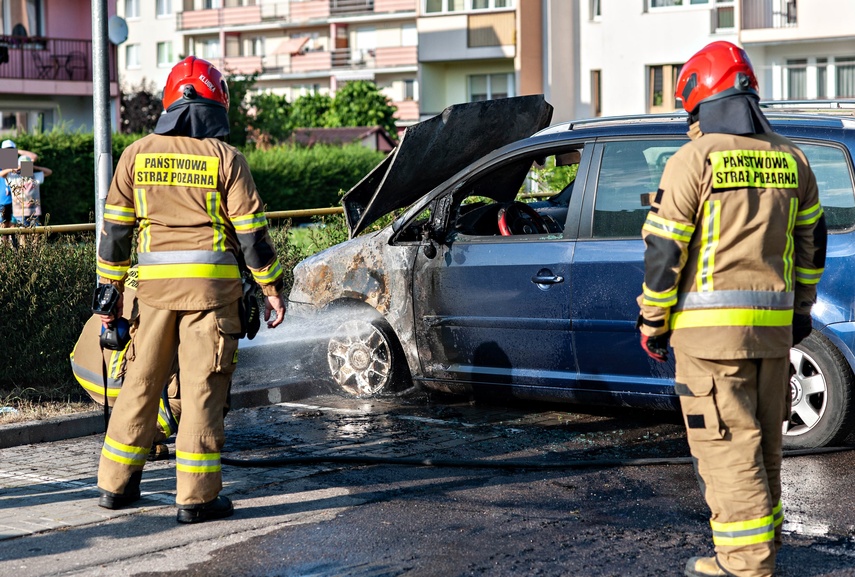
left=0, top=139, right=37, bottom=246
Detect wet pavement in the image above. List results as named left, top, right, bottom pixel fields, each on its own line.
left=1, top=391, right=854, bottom=576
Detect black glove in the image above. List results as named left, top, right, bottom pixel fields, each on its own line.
left=640, top=333, right=670, bottom=363
left=792, top=313, right=812, bottom=346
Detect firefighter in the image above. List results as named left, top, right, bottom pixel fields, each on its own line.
left=94, top=56, right=286, bottom=524
left=637, top=41, right=826, bottom=577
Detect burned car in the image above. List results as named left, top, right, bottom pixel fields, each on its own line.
left=285, top=96, right=855, bottom=450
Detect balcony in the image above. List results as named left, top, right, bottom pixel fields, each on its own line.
left=392, top=99, right=418, bottom=121
left=214, top=55, right=264, bottom=76
left=177, top=2, right=287, bottom=30
left=331, top=46, right=416, bottom=69
left=375, top=0, right=416, bottom=13
left=742, top=0, right=797, bottom=30
left=0, top=37, right=115, bottom=86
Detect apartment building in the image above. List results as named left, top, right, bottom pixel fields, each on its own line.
left=116, top=0, right=183, bottom=92
left=0, top=0, right=119, bottom=132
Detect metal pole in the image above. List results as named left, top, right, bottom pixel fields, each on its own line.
left=92, top=0, right=112, bottom=264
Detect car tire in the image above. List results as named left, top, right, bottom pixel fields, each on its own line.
left=326, top=313, right=411, bottom=397
left=784, top=331, right=855, bottom=449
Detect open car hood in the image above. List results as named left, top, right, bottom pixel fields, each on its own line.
left=342, top=95, right=554, bottom=237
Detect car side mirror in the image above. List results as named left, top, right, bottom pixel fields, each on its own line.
left=421, top=225, right=438, bottom=259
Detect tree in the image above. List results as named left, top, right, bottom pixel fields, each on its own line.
left=119, top=79, right=163, bottom=134
left=249, top=92, right=292, bottom=146
left=327, top=80, right=397, bottom=139
left=290, top=93, right=334, bottom=129
left=225, top=71, right=259, bottom=147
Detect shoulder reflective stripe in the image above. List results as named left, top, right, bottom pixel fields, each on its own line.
left=252, top=259, right=283, bottom=283
left=709, top=150, right=798, bottom=189
left=671, top=308, right=793, bottom=329
left=102, top=435, right=148, bottom=466
left=711, top=513, right=776, bottom=547
left=642, top=213, right=695, bottom=242
left=104, top=204, right=135, bottom=224
left=232, top=212, right=268, bottom=232
left=784, top=198, right=797, bottom=292
left=133, top=153, right=220, bottom=188
left=795, top=266, right=824, bottom=285
left=137, top=250, right=238, bottom=265
left=696, top=199, right=720, bottom=292
left=97, top=261, right=129, bottom=281
left=795, top=202, right=824, bottom=226
left=675, top=290, right=794, bottom=310
left=138, top=263, right=241, bottom=280
left=175, top=450, right=222, bottom=473
left=642, top=283, right=678, bottom=307
left=206, top=191, right=227, bottom=252
left=135, top=188, right=151, bottom=253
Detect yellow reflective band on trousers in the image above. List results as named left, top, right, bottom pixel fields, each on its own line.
left=135, top=188, right=151, bottom=253
left=642, top=212, right=695, bottom=243
left=157, top=397, right=173, bottom=438
left=642, top=283, right=678, bottom=307
left=670, top=308, right=794, bottom=330
left=104, top=203, right=135, bottom=224
left=709, top=150, right=798, bottom=189
left=102, top=435, right=148, bottom=466
left=710, top=512, right=776, bottom=547
left=796, top=266, right=824, bottom=285
left=138, top=263, right=240, bottom=281
left=796, top=202, right=824, bottom=226
left=175, top=450, right=222, bottom=474
left=696, top=200, right=720, bottom=292
left=773, top=500, right=784, bottom=528
left=97, top=261, right=128, bottom=281
left=206, top=191, right=227, bottom=252
left=784, top=198, right=797, bottom=291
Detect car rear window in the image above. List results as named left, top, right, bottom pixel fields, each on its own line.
left=798, top=143, right=855, bottom=232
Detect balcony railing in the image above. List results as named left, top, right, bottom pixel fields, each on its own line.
left=742, top=0, right=797, bottom=30
left=330, top=0, right=374, bottom=16
left=177, top=2, right=288, bottom=30
left=331, top=46, right=416, bottom=69
left=0, top=36, right=114, bottom=82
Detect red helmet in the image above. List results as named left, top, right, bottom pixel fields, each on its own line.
left=161, top=56, right=229, bottom=111
left=675, top=41, right=758, bottom=114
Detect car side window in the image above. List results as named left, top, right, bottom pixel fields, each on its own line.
left=798, top=143, right=855, bottom=232
left=592, top=140, right=685, bottom=238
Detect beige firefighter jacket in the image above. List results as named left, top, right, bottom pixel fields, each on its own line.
left=97, top=134, right=284, bottom=310
left=638, top=123, right=826, bottom=359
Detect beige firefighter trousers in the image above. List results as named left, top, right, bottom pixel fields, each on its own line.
left=97, top=299, right=241, bottom=506
left=675, top=351, right=790, bottom=577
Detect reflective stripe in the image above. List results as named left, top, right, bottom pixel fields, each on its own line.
left=157, top=387, right=178, bottom=439
left=711, top=512, right=776, bottom=547
left=104, top=204, right=135, bottom=224
left=102, top=435, right=148, bottom=466
left=137, top=250, right=238, bottom=266
left=773, top=500, right=784, bottom=528
left=675, top=290, right=793, bottom=310
left=138, top=263, right=240, bottom=281
left=135, top=188, right=151, bottom=253
left=784, top=198, right=797, bottom=292
left=795, top=202, right=824, bottom=227
left=642, top=283, right=678, bottom=307
left=97, top=261, right=128, bottom=281
left=709, top=150, right=798, bottom=189
left=233, top=212, right=268, bottom=232
left=696, top=200, right=720, bottom=292
left=671, top=308, right=793, bottom=330
left=252, top=259, right=283, bottom=284
left=206, top=191, right=227, bottom=252
left=795, top=266, right=823, bottom=285
left=175, top=450, right=221, bottom=473
left=108, top=346, right=128, bottom=380
left=642, top=213, right=695, bottom=243
left=70, top=360, right=122, bottom=398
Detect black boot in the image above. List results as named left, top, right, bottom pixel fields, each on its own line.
left=98, top=470, right=142, bottom=510
left=176, top=495, right=234, bottom=524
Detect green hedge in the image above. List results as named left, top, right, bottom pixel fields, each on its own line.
left=10, top=132, right=384, bottom=225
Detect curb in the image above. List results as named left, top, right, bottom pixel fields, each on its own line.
left=0, top=379, right=322, bottom=450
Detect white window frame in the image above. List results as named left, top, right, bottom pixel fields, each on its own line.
left=125, top=0, right=140, bottom=19
left=200, top=38, right=221, bottom=60
left=424, top=0, right=514, bottom=15
left=125, top=43, right=140, bottom=69
left=468, top=72, right=515, bottom=102
left=156, top=0, right=172, bottom=18
left=157, top=41, right=173, bottom=68
left=402, top=23, right=417, bottom=47
left=648, top=0, right=709, bottom=9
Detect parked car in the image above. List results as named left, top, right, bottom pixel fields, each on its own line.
left=284, top=96, right=855, bottom=450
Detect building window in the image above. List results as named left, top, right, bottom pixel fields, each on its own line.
left=402, top=23, right=417, bottom=46
left=204, top=0, right=222, bottom=9
left=785, top=59, right=807, bottom=100
left=469, top=73, right=514, bottom=102
left=248, top=37, right=264, bottom=57
left=424, top=0, right=513, bottom=14
left=125, top=43, right=140, bottom=68
left=125, top=0, right=140, bottom=19
left=648, top=64, right=682, bottom=113
left=156, top=0, right=172, bottom=17
left=200, top=39, right=221, bottom=60
left=591, top=69, right=602, bottom=117
left=590, top=0, right=601, bottom=18
left=817, top=58, right=828, bottom=99
left=404, top=79, right=415, bottom=101
left=157, top=42, right=173, bottom=67
left=650, top=0, right=709, bottom=6
left=835, top=57, right=855, bottom=98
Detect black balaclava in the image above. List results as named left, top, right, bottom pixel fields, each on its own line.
left=689, top=93, right=773, bottom=136
left=154, top=100, right=230, bottom=140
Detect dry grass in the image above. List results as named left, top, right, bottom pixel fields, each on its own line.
left=0, top=389, right=95, bottom=425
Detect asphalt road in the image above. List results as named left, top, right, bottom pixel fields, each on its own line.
left=1, top=391, right=854, bottom=576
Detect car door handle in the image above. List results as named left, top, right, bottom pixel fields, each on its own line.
left=531, top=272, right=564, bottom=285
